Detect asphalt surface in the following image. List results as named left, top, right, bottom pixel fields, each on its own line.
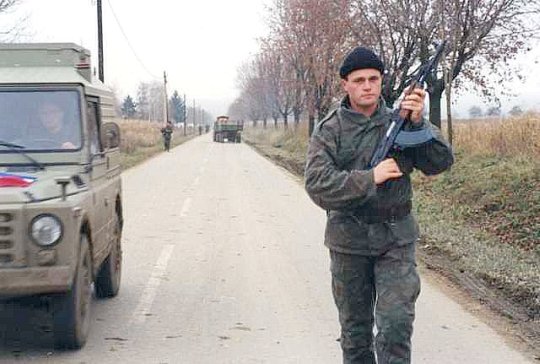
left=0, top=134, right=533, bottom=363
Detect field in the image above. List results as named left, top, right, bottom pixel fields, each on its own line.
left=242, top=115, right=540, bottom=348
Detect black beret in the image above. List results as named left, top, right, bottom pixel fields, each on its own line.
left=339, top=47, right=384, bottom=79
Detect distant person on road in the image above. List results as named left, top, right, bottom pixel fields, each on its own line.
left=161, top=120, right=174, bottom=152
left=304, top=47, right=454, bottom=363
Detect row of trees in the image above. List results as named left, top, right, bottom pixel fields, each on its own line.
left=468, top=105, right=525, bottom=118
left=230, top=0, right=540, bottom=138
left=120, top=84, right=212, bottom=126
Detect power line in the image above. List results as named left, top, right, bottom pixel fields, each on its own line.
left=105, top=0, right=159, bottom=80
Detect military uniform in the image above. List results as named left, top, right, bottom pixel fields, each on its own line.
left=305, top=96, right=453, bottom=364
left=161, top=124, right=173, bottom=152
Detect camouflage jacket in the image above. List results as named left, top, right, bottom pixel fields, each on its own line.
left=305, top=96, right=454, bottom=255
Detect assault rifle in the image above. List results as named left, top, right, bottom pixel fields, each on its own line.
left=369, top=41, right=447, bottom=168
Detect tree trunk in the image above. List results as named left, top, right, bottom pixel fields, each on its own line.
left=444, top=64, right=454, bottom=145
left=446, top=95, right=453, bottom=145
left=308, top=113, right=315, bottom=136
left=293, top=109, right=301, bottom=125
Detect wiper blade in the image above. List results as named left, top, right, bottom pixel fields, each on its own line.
left=0, top=141, right=24, bottom=149
left=0, top=140, right=45, bottom=170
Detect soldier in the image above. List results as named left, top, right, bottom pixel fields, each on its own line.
left=304, top=47, right=454, bottom=364
left=35, top=99, right=78, bottom=149
left=161, top=120, right=173, bottom=152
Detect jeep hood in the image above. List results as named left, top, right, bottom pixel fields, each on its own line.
left=0, top=168, right=87, bottom=204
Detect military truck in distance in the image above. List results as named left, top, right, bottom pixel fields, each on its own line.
left=213, top=115, right=243, bottom=143
left=0, top=43, right=123, bottom=349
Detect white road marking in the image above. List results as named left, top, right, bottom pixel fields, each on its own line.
left=131, top=244, right=175, bottom=324
left=180, top=197, right=192, bottom=217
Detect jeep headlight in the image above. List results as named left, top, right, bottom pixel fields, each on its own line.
left=30, top=214, right=63, bottom=246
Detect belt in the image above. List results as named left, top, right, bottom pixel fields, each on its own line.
left=353, top=200, right=412, bottom=224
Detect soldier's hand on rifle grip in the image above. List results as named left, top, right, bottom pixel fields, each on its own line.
left=373, top=158, right=403, bottom=185
left=399, top=87, right=426, bottom=124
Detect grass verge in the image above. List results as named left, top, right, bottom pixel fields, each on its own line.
left=118, top=119, right=195, bottom=170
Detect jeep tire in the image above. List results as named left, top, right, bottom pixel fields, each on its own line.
left=52, top=235, right=92, bottom=349
left=95, top=214, right=122, bottom=298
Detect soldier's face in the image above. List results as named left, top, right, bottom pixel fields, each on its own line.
left=342, top=68, right=382, bottom=112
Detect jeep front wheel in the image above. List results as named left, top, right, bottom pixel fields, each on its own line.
left=95, top=214, right=122, bottom=298
left=52, top=234, right=92, bottom=349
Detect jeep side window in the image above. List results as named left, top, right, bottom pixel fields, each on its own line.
left=87, top=100, right=102, bottom=154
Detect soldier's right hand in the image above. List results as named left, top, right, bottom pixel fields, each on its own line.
left=373, top=158, right=403, bottom=184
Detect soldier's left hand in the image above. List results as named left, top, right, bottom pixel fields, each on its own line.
left=400, top=88, right=426, bottom=124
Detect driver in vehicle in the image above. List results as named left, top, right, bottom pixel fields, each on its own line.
left=35, top=100, right=78, bottom=149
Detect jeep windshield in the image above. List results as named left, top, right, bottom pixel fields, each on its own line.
left=0, top=90, right=82, bottom=151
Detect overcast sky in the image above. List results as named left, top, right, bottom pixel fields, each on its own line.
left=3, top=0, right=540, bottom=117
left=5, top=0, right=270, bottom=116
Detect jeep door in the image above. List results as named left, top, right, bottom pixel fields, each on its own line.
left=86, top=98, right=113, bottom=267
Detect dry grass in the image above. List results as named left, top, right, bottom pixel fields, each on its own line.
left=247, top=113, right=540, bottom=159
left=452, top=113, right=540, bottom=157
left=244, top=123, right=310, bottom=155
left=243, top=124, right=310, bottom=176
left=117, top=119, right=164, bottom=154
left=116, top=118, right=194, bottom=169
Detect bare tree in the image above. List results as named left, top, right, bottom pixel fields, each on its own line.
left=135, top=81, right=165, bottom=122
left=239, top=0, right=540, bottom=132
left=136, top=83, right=150, bottom=120
left=350, top=0, right=540, bottom=127
left=268, top=0, right=351, bottom=134
left=227, top=97, right=248, bottom=121
left=0, top=0, right=24, bottom=41
left=259, top=39, right=296, bottom=127
left=468, top=105, right=483, bottom=118
left=431, top=0, right=540, bottom=127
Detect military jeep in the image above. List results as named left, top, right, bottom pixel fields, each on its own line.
left=0, top=43, right=123, bottom=349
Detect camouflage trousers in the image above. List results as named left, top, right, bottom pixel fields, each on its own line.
left=163, top=137, right=171, bottom=152
left=330, top=243, right=421, bottom=364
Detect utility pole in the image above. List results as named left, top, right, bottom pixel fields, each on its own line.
left=193, top=99, right=196, bottom=127
left=183, top=94, right=187, bottom=136
left=163, top=71, right=169, bottom=123
left=97, top=0, right=104, bottom=82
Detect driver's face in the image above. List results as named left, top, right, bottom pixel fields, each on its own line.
left=39, top=103, right=64, bottom=133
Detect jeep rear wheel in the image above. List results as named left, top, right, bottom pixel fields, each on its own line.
left=95, top=214, right=122, bottom=298
left=52, top=235, right=92, bottom=349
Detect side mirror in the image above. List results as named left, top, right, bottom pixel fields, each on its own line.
left=101, top=122, right=121, bottom=149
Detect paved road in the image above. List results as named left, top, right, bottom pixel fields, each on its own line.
left=0, top=135, right=532, bottom=363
